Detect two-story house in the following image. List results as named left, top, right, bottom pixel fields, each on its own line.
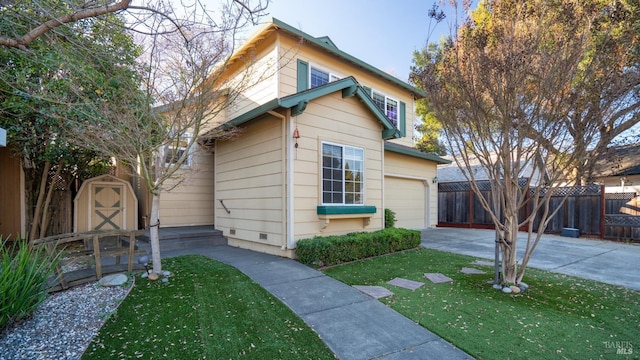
left=150, top=18, right=449, bottom=257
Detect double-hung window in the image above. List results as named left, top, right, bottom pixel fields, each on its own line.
left=164, top=132, right=192, bottom=167
left=371, top=90, right=399, bottom=128
left=310, top=66, right=341, bottom=88
left=322, top=142, right=364, bottom=205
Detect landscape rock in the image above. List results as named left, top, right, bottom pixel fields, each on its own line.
left=502, top=286, right=513, bottom=294
left=519, top=282, right=529, bottom=290
left=510, top=286, right=521, bottom=294
left=493, top=284, right=503, bottom=290
left=98, top=273, right=128, bottom=287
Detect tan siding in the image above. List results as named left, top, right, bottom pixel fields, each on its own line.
left=384, top=151, right=438, bottom=227
left=292, top=94, right=384, bottom=240
left=215, top=115, right=285, bottom=249
left=159, top=147, right=214, bottom=227
left=277, top=34, right=416, bottom=147
left=225, top=43, right=280, bottom=121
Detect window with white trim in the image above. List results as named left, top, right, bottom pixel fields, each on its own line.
left=371, top=90, right=399, bottom=127
left=310, top=65, right=341, bottom=88
left=322, top=142, right=364, bottom=205
left=164, top=133, right=192, bottom=167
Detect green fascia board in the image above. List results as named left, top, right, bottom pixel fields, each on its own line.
left=226, top=98, right=282, bottom=128
left=228, top=77, right=400, bottom=139
left=317, top=205, right=377, bottom=215
left=384, top=142, right=451, bottom=164
left=271, top=18, right=427, bottom=99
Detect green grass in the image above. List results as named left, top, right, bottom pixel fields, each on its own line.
left=323, top=248, right=640, bottom=360
left=82, top=255, right=335, bottom=360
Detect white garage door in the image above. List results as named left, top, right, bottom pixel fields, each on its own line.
left=385, top=177, right=426, bottom=229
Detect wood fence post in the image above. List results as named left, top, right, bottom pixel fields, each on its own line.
left=600, top=185, right=606, bottom=238
left=469, top=184, right=474, bottom=228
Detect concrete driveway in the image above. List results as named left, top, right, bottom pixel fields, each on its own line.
left=421, top=228, right=640, bottom=291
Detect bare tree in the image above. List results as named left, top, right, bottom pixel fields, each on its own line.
left=64, top=2, right=276, bottom=275
left=1, top=0, right=272, bottom=274
left=413, top=0, right=608, bottom=286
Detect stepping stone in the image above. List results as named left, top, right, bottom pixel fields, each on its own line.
left=460, top=267, right=486, bottom=275
left=424, top=273, right=453, bottom=284
left=387, top=277, right=424, bottom=290
left=472, top=260, right=495, bottom=267
left=353, top=285, right=394, bottom=299
left=99, top=273, right=128, bottom=287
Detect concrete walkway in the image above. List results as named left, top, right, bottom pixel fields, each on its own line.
left=421, top=228, right=640, bottom=291
left=161, top=245, right=472, bottom=360
left=146, top=227, right=638, bottom=359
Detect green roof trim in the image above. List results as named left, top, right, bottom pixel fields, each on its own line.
left=384, top=142, right=451, bottom=164
left=228, top=77, right=400, bottom=139
left=317, top=205, right=377, bottom=215
left=271, top=18, right=427, bottom=99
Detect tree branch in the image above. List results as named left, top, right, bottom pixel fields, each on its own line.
left=0, top=0, right=132, bottom=50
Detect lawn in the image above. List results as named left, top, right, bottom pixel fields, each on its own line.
left=323, top=248, right=639, bottom=360
left=82, top=255, right=335, bottom=360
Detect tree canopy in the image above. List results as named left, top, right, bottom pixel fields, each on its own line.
left=411, top=0, right=639, bottom=285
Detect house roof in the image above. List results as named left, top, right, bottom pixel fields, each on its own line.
left=384, top=141, right=451, bottom=164
left=593, top=144, right=640, bottom=177
left=230, top=18, right=426, bottom=99
left=437, top=153, right=547, bottom=184
left=226, top=76, right=402, bottom=139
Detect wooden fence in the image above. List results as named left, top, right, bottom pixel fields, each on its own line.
left=438, top=181, right=640, bottom=241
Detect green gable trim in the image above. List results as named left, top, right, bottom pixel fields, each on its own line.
left=399, top=101, right=406, bottom=137
left=317, top=205, right=377, bottom=215
left=384, top=142, right=451, bottom=164
left=297, top=59, right=309, bottom=92
left=272, top=18, right=427, bottom=99
left=226, top=77, right=401, bottom=140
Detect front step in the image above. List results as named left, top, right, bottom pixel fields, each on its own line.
left=136, top=226, right=227, bottom=253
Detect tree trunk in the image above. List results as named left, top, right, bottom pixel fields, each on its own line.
left=38, top=161, right=62, bottom=238
left=149, top=191, right=162, bottom=275
left=29, top=160, right=51, bottom=242
left=501, top=214, right=519, bottom=285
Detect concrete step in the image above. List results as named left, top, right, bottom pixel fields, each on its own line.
left=136, top=226, right=227, bottom=252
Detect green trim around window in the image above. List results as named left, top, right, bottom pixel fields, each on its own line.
left=317, top=205, right=377, bottom=215
left=297, top=59, right=309, bottom=92
left=399, top=101, right=406, bottom=137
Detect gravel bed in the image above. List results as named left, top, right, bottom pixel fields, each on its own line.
left=0, top=280, right=132, bottom=360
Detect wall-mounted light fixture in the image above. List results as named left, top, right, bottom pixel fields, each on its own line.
left=432, top=176, right=438, bottom=184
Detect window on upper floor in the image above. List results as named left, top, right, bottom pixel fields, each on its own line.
left=371, top=90, right=399, bottom=128
left=164, top=132, right=192, bottom=167
left=310, top=65, right=341, bottom=88
left=322, top=142, right=364, bottom=205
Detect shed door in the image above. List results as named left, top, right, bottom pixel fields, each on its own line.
left=91, top=184, right=124, bottom=230
left=385, top=177, right=426, bottom=229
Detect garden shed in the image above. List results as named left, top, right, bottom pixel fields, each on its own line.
left=74, top=174, right=138, bottom=232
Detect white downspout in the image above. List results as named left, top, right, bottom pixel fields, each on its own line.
left=268, top=110, right=294, bottom=250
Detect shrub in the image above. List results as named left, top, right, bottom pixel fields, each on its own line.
left=0, top=236, right=58, bottom=331
left=296, top=228, right=421, bottom=267
left=384, top=208, right=396, bottom=228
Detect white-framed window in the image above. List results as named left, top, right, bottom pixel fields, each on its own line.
left=371, top=90, right=399, bottom=127
left=310, top=65, right=341, bottom=88
left=164, top=132, right=192, bottom=167
left=322, top=142, right=364, bottom=205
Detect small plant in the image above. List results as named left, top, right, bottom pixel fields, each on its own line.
left=0, top=236, right=59, bottom=331
left=384, top=208, right=396, bottom=228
